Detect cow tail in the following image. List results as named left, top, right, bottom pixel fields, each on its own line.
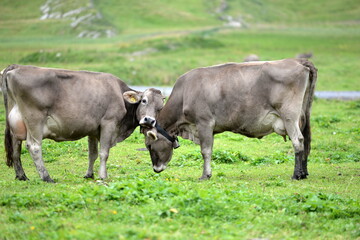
left=2, top=65, right=17, bottom=167
left=300, top=60, right=318, bottom=158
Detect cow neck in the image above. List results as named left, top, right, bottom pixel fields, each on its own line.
left=126, top=101, right=139, bottom=127
left=123, top=85, right=140, bottom=128
left=116, top=85, right=140, bottom=140
left=156, top=103, right=177, bottom=136
left=155, top=84, right=184, bottom=137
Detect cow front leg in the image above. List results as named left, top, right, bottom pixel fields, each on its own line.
left=84, top=136, right=98, bottom=179
left=26, top=138, right=53, bottom=183
left=197, top=123, right=215, bottom=180
left=98, top=146, right=110, bottom=180
left=12, top=139, right=29, bottom=181
left=98, top=122, right=117, bottom=180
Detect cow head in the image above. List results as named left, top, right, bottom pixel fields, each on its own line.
left=123, top=88, right=165, bottom=126
left=124, top=88, right=179, bottom=173
left=141, top=127, right=179, bottom=173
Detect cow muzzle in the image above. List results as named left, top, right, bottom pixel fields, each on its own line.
left=153, top=164, right=166, bottom=173
left=140, top=116, right=156, bottom=128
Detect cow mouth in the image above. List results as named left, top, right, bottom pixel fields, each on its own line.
left=153, top=164, right=166, bottom=173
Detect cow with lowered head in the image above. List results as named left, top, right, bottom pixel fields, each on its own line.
left=140, top=59, right=317, bottom=180
left=1, top=64, right=164, bottom=182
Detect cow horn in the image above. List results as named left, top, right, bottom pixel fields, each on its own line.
left=172, top=139, right=180, bottom=149
left=147, top=130, right=158, bottom=141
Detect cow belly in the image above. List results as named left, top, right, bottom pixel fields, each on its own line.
left=43, top=115, right=98, bottom=141
left=9, top=105, right=27, bottom=140
left=232, top=112, right=286, bottom=138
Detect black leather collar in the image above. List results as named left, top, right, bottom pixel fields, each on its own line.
left=155, top=122, right=177, bottom=143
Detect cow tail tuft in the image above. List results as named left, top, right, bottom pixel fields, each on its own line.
left=5, top=124, right=13, bottom=167
left=2, top=65, right=17, bottom=167
left=300, top=59, right=318, bottom=158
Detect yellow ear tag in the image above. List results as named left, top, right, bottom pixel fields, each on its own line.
left=130, top=96, right=137, bottom=103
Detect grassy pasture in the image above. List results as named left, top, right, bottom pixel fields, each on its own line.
left=0, top=98, right=359, bottom=239
left=1, top=28, right=360, bottom=90
left=0, top=0, right=360, bottom=239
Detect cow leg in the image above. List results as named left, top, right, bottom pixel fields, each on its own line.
left=284, top=120, right=307, bottom=180
left=98, top=144, right=110, bottom=180
left=302, top=121, right=311, bottom=177
left=302, top=155, right=309, bottom=176
left=12, top=139, right=29, bottom=181
left=197, top=122, right=215, bottom=180
left=26, top=137, right=53, bottom=183
left=84, top=136, right=98, bottom=179
left=98, top=122, right=116, bottom=180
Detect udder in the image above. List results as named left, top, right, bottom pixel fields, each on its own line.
left=235, top=112, right=287, bottom=139
left=261, top=112, right=286, bottom=137
left=9, top=105, right=27, bottom=140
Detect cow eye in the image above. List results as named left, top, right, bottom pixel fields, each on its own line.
left=142, top=99, right=147, bottom=104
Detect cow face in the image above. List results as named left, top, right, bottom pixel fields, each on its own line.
left=142, top=127, right=174, bottom=173
left=123, top=88, right=165, bottom=126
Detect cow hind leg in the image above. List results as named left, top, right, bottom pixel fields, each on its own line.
left=12, top=139, right=29, bottom=181
left=284, top=119, right=307, bottom=180
left=301, top=118, right=311, bottom=177
left=84, top=136, right=98, bottom=179
left=26, top=137, right=54, bottom=183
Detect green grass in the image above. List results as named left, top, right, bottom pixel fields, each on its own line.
left=0, top=1, right=359, bottom=239
left=0, top=97, right=359, bottom=239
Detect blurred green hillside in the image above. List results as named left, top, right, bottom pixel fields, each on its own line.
left=2, top=0, right=359, bottom=36
left=1, top=0, right=359, bottom=90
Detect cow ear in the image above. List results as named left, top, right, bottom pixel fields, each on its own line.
left=147, top=129, right=158, bottom=141
left=172, top=139, right=180, bottom=149
left=123, top=91, right=142, bottom=104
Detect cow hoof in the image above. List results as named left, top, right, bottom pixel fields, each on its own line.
left=84, top=174, right=94, bottom=179
left=199, top=174, right=212, bottom=181
left=43, top=176, right=55, bottom=183
left=292, top=174, right=307, bottom=180
left=15, top=175, right=29, bottom=181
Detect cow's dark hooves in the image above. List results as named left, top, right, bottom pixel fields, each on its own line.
left=292, top=175, right=307, bottom=180
left=15, top=175, right=29, bottom=181
left=84, top=174, right=94, bottom=179
left=43, top=176, right=55, bottom=183
left=199, top=175, right=212, bottom=181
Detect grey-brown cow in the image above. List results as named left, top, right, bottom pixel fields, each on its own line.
left=140, top=59, right=317, bottom=180
left=1, top=64, right=164, bottom=182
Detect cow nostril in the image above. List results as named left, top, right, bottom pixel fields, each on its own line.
left=151, top=120, right=155, bottom=125
left=144, top=117, right=148, bottom=122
